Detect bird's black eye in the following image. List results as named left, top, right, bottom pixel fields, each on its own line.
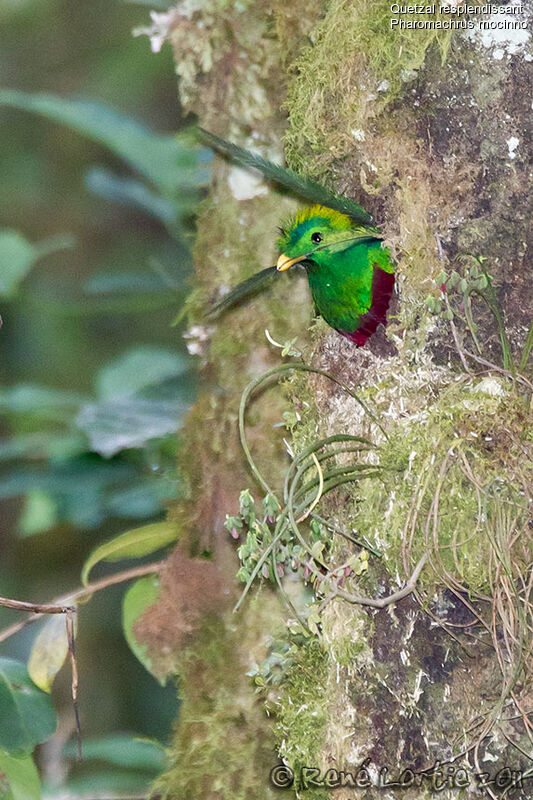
left=311, top=232, right=323, bottom=244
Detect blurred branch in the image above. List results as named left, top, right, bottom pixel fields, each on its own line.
left=0, top=561, right=164, bottom=644
left=0, top=596, right=75, bottom=614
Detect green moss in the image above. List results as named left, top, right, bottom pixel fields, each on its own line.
left=325, top=607, right=373, bottom=667
left=281, top=366, right=322, bottom=453
left=274, top=341, right=530, bottom=604
left=157, top=594, right=286, bottom=800
left=274, top=637, right=329, bottom=799
left=272, top=0, right=326, bottom=69
left=155, top=621, right=244, bottom=799
left=192, top=188, right=309, bottom=370
left=284, top=0, right=469, bottom=176
left=344, top=379, right=531, bottom=595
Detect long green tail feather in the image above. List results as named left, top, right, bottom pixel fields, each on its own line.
left=206, top=236, right=383, bottom=319
left=198, top=129, right=372, bottom=226
left=207, top=266, right=279, bottom=318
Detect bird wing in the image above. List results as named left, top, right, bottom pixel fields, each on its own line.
left=206, top=266, right=279, bottom=318
left=198, top=129, right=372, bottom=226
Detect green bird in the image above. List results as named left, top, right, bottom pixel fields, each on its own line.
left=275, top=205, right=394, bottom=346
left=200, top=130, right=395, bottom=346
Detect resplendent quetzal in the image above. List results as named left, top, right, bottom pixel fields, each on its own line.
left=200, top=130, right=395, bottom=347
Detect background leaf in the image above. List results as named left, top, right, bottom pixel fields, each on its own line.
left=0, top=658, right=56, bottom=755
left=0, top=751, right=41, bottom=800
left=27, top=614, right=73, bottom=694
left=84, top=166, right=178, bottom=225
left=55, top=769, right=153, bottom=797
left=95, top=347, right=189, bottom=400
left=81, top=521, right=178, bottom=584
left=0, top=433, right=84, bottom=464
left=77, top=394, right=188, bottom=458
left=0, top=91, right=208, bottom=199
left=0, top=385, right=87, bottom=418
left=0, top=456, right=173, bottom=532
left=0, top=231, right=73, bottom=298
left=63, top=732, right=166, bottom=770
left=0, top=231, right=40, bottom=298
left=77, top=373, right=193, bottom=458
left=122, top=576, right=161, bottom=681
left=83, top=269, right=170, bottom=295
left=17, top=490, right=58, bottom=536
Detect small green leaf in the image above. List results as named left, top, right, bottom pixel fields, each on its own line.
left=0, top=750, right=41, bottom=800
left=281, top=337, right=302, bottom=358
left=96, top=347, right=189, bottom=401
left=77, top=373, right=193, bottom=458
left=0, top=658, right=56, bottom=755
left=0, top=384, right=87, bottom=417
left=306, top=606, right=322, bottom=636
left=310, top=541, right=325, bottom=561
left=262, top=493, right=280, bottom=518
left=27, top=614, right=74, bottom=694
left=0, top=231, right=38, bottom=297
left=85, top=166, right=179, bottom=224
left=122, top=576, right=162, bottom=682
left=81, top=521, right=178, bottom=584
left=17, top=491, right=57, bottom=537
left=447, top=271, right=460, bottom=289
left=63, top=733, right=166, bottom=771
left=0, top=231, right=72, bottom=298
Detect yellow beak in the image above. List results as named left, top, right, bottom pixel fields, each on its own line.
left=276, top=253, right=306, bottom=272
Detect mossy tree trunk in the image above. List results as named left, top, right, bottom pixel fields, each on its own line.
left=137, top=3, right=532, bottom=799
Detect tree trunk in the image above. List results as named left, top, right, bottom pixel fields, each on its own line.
left=137, top=3, right=532, bottom=799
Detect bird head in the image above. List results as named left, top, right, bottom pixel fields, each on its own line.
left=276, top=205, right=376, bottom=273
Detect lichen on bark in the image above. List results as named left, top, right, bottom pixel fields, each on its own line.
left=136, top=2, right=532, bottom=798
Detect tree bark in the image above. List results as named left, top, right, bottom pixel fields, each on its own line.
left=138, top=3, right=532, bottom=798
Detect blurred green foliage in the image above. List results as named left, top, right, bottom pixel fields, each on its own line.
left=0, top=1, right=206, bottom=796
left=0, top=657, right=56, bottom=754
left=0, top=87, right=207, bottom=533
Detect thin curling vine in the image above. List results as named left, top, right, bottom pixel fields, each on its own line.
left=238, top=362, right=388, bottom=498
left=427, top=253, right=532, bottom=386
left=226, top=360, right=403, bottom=627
